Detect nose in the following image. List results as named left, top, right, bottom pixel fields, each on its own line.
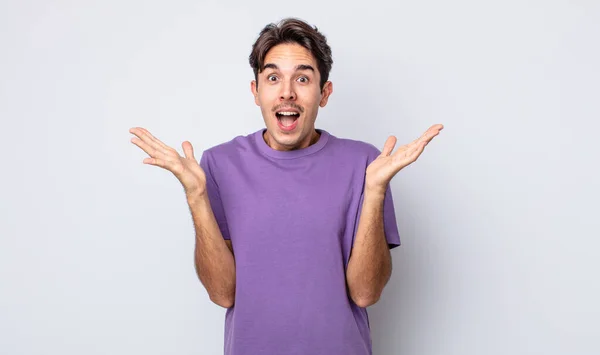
left=279, top=80, right=296, bottom=100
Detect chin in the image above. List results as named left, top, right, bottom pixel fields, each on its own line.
left=273, top=133, right=301, bottom=147
left=267, top=126, right=305, bottom=149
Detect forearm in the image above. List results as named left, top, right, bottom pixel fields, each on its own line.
left=346, top=188, right=392, bottom=307
left=187, top=192, right=236, bottom=308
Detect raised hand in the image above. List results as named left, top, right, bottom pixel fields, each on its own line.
left=129, top=127, right=207, bottom=197
left=365, top=124, right=444, bottom=194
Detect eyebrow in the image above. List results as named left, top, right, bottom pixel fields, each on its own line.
left=262, top=63, right=315, bottom=72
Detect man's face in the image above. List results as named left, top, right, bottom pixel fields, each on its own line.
left=251, top=43, right=333, bottom=151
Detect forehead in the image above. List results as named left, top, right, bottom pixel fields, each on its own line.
left=263, top=43, right=317, bottom=69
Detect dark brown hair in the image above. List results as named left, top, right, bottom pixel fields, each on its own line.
left=249, top=18, right=333, bottom=90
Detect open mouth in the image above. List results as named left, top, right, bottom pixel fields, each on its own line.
left=276, top=111, right=300, bottom=130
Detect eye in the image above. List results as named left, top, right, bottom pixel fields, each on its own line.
left=297, top=76, right=309, bottom=83
left=267, top=74, right=278, bottom=82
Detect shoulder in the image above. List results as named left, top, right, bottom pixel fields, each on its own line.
left=326, top=132, right=381, bottom=163
left=200, top=130, right=259, bottom=166
left=203, top=131, right=255, bottom=156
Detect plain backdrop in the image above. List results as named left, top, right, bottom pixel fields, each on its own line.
left=1, top=0, right=599, bottom=354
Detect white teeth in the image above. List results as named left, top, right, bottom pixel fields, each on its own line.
left=278, top=112, right=298, bottom=116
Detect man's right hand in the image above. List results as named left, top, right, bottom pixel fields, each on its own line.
left=129, top=127, right=207, bottom=198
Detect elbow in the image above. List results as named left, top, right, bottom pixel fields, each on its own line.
left=349, top=283, right=382, bottom=307
left=347, top=273, right=389, bottom=308
left=210, top=293, right=235, bottom=308
left=219, top=299, right=235, bottom=308
left=208, top=292, right=235, bottom=308
left=352, top=294, right=380, bottom=308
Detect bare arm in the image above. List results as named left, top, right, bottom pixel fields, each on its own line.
left=345, top=189, right=391, bottom=308
left=346, top=124, right=444, bottom=308
left=129, top=127, right=236, bottom=309
left=188, top=192, right=236, bottom=308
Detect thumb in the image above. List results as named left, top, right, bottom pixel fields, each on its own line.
left=182, top=141, right=195, bottom=159
left=381, top=136, right=397, bottom=156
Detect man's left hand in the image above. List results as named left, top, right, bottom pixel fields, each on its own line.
left=365, top=124, right=444, bottom=195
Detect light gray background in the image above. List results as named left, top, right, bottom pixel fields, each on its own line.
left=1, top=0, right=599, bottom=354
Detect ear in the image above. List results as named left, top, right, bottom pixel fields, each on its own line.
left=319, top=81, right=333, bottom=107
left=250, top=80, right=259, bottom=106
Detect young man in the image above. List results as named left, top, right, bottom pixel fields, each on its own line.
left=130, top=18, right=442, bottom=355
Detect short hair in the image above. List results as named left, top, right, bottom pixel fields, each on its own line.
left=249, top=18, right=333, bottom=90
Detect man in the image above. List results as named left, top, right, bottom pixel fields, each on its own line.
left=130, top=18, right=442, bottom=355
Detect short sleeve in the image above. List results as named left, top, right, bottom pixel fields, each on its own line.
left=382, top=184, right=401, bottom=249
left=354, top=184, right=401, bottom=250
left=353, top=145, right=401, bottom=249
left=198, top=150, right=231, bottom=240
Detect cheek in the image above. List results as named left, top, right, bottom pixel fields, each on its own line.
left=256, top=89, right=270, bottom=104
left=305, top=91, right=323, bottom=109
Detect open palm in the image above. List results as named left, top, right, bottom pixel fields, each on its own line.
left=366, top=124, right=444, bottom=193
left=129, top=127, right=207, bottom=196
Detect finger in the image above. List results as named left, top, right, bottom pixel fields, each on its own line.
left=426, top=124, right=444, bottom=137
left=130, top=127, right=169, bottom=152
left=131, top=136, right=163, bottom=158
left=405, top=132, right=427, bottom=148
left=138, top=127, right=170, bottom=149
left=381, top=136, right=397, bottom=156
left=129, top=128, right=163, bottom=153
left=403, top=140, right=427, bottom=163
left=182, top=141, right=195, bottom=160
left=413, top=141, right=427, bottom=161
left=392, top=135, right=421, bottom=159
left=416, top=128, right=441, bottom=146
left=143, top=157, right=176, bottom=170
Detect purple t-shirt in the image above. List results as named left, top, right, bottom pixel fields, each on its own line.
left=199, top=128, right=400, bottom=355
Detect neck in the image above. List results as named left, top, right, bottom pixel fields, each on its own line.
left=263, top=129, right=321, bottom=151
